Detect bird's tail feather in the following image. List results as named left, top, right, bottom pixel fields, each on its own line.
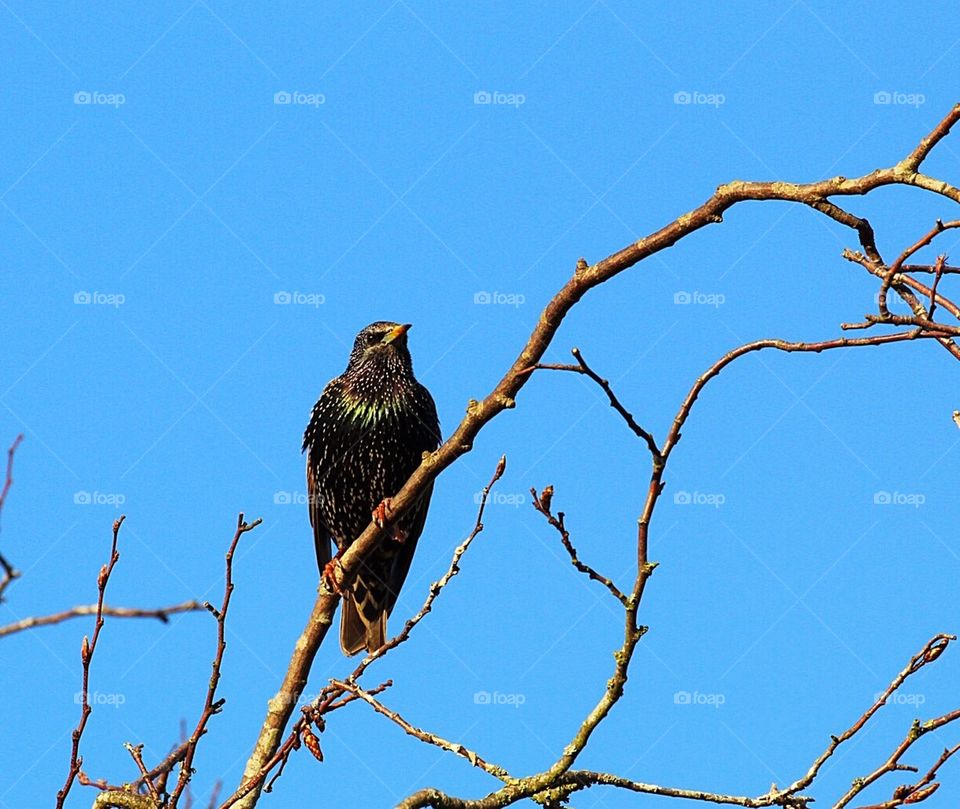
left=340, top=593, right=387, bottom=656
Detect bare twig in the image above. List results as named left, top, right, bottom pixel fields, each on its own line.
left=833, top=709, right=960, bottom=809
left=531, top=485, right=628, bottom=605
left=167, top=514, right=261, bottom=807
left=124, top=743, right=159, bottom=800
left=0, top=433, right=24, bottom=603
left=878, top=220, right=960, bottom=316
left=206, top=780, right=223, bottom=809
left=0, top=599, right=205, bottom=639
left=774, top=634, right=956, bottom=801
left=854, top=744, right=960, bottom=809
left=927, top=254, right=947, bottom=320
left=523, top=348, right=661, bottom=459
left=330, top=679, right=510, bottom=779
left=55, top=515, right=126, bottom=809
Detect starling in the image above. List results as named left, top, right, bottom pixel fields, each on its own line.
left=303, top=321, right=441, bottom=655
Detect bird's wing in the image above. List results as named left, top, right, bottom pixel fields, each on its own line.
left=306, top=454, right=331, bottom=571
left=381, top=480, right=434, bottom=619
left=379, top=384, right=441, bottom=617
left=304, top=378, right=347, bottom=573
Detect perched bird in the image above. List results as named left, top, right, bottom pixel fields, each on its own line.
left=303, top=321, right=441, bottom=655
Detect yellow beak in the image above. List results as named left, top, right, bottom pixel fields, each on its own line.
left=383, top=323, right=412, bottom=344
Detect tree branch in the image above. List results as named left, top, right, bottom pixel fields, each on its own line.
left=0, top=433, right=24, bottom=603
left=531, top=485, right=629, bottom=606
left=0, top=600, right=205, bottom=639
left=55, top=515, right=125, bottom=809
left=168, top=514, right=261, bottom=807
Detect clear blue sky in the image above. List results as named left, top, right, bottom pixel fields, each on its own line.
left=2, top=3, right=959, bottom=808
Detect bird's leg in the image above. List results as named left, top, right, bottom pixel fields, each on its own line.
left=321, top=548, right=346, bottom=595
left=372, top=497, right=408, bottom=543
left=372, top=497, right=392, bottom=527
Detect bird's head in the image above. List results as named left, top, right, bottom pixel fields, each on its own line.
left=346, top=321, right=415, bottom=378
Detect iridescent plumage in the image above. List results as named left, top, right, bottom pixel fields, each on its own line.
left=303, top=322, right=441, bottom=655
